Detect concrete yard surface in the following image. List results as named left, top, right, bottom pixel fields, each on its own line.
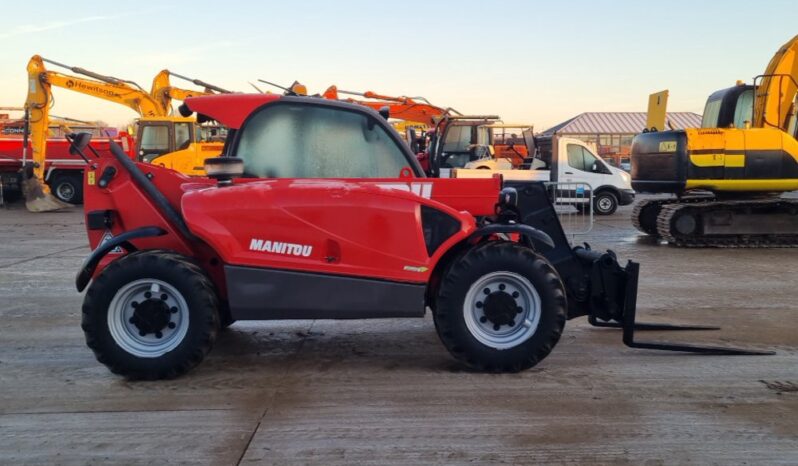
left=1, top=201, right=797, bottom=465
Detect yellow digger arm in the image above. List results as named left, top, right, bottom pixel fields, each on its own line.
left=150, top=70, right=230, bottom=114
left=753, top=33, right=798, bottom=130
left=24, top=55, right=165, bottom=194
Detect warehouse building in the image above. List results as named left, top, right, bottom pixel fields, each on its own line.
left=542, top=112, right=702, bottom=167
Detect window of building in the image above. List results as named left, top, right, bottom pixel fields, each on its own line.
left=235, top=103, right=409, bottom=178
left=620, top=135, right=634, bottom=155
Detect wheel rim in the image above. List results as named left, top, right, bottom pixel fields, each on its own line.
left=55, top=181, right=75, bottom=202
left=463, top=271, right=541, bottom=349
left=107, top=279, right=189, bottom=358
left=597, top=196, right=614, bottom=212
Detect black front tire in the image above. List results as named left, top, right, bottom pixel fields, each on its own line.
left=593, top=191, right=618, bottom=215
left=433, top=242, right=567, bottom=372
left=81, top=250, right=219, bottom=380
left=49, top=172, right=83, bottom=204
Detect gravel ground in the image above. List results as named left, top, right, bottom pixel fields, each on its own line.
left=0, top=198, right=796, bottom=465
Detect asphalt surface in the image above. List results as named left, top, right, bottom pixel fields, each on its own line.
left=0, top=198, right=797, bottom=464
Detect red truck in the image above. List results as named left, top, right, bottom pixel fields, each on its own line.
left=0, top=121, right=133, bottom=204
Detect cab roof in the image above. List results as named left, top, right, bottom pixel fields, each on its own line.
left=183, top=94, right=282, bottom=129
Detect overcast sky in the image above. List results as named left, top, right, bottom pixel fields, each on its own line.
left=1, top=0, right=796, bottom=130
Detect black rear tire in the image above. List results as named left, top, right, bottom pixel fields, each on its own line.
left=433, top=242, right=567, bottom=372
left=81, top=250, right=219, bottom=379
left=49, top=172, right=83, bottom=204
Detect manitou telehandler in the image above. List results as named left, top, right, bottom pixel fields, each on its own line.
left=72, top=93, right=769, bottom=379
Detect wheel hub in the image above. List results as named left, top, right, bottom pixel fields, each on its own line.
left=108, top=279, right=189, bottom=358
left=130, top=297, right=173, bottom=336
left=481, top=291, right=521, bottom=327
left=463, top=271, right=542, bottom=349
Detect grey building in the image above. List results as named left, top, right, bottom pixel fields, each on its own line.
left=542, top=112, right=702, bottom=167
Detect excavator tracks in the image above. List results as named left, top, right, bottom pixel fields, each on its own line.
left=631, top=198, right=676, bottom=236
left=631, top=196, right=712, bottom=236
left=656, top=198, right=798, bottom=248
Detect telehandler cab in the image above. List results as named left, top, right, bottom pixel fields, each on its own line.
left=74, top=94, right=769, bottom=379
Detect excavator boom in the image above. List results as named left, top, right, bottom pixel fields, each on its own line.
left=753, top=33, right=798, bottom=130
left=23, top=55, right=168, bottom=211
left=150, top=70, right=231, bottom=114
left=322, top=85, right=449, bottom=127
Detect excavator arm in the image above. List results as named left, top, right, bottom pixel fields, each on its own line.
left=151, top=70, right=231, bottom=114
left=23, top=55, right=165, bottom=211
left=753, top=33, right=798, bottom=130
left=322, top=85, right=448, bottom=126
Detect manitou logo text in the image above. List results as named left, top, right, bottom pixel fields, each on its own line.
left=249, top=239, right=313, bottom=257
left=375, top=182, right=433, bottom=199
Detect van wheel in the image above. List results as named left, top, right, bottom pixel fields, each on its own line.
left=593, top=191, right=618, bottom=215
left=433, top=242, right=567, bottom=372
left=50, top=173, right=83, bottom=204
left=81, top=250, right=219, bottom=379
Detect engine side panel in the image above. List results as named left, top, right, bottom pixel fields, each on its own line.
left=181, top=179, right=480, bottom=283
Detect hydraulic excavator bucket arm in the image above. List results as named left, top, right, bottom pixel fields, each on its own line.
left=754, top=33, right=798, bottom=130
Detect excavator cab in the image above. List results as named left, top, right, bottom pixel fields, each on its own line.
left=700, top=83, right=755, bottom=129
left=135, top=117, right=224, bottom=174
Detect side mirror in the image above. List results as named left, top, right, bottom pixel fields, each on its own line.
left=591, top=162, right=598, bottom=172
left=204, top=157, right=244, bottom=186
left=68, top=132, right=92, bottom=156
left=378, top=106, right=390, bottom=120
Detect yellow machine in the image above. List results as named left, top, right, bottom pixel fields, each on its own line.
left=631, top=35, right=798, bottom=247
left=23, top=55, right=227, bottom=211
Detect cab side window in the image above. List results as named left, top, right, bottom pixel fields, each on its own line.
left=174, top=123, right=192, bottom=151
left=567, top=144, right=608, bottom=174
left=567, top=144, right=587, bottom=171
left=235, top=103, right=410, bottom=178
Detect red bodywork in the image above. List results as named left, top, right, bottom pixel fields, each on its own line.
left=83, top=93, right=504, bottom=302
left=0, top=133, right=134, bottom=189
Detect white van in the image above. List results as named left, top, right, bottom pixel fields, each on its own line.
left=453, top=135, right=635, bottom=215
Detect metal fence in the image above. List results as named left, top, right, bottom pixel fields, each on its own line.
left=544, top=182, right=593, bottom=237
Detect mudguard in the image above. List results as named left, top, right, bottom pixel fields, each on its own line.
left=75, top=226, right=166, bottom=292
left=468, top=223, right=555, bottom=250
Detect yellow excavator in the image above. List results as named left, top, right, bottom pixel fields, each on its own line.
left=23, top=55, right=229, bottom=211
left=631, top=34, right=798, bottom=247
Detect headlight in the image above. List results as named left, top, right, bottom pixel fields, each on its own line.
left=620, top=171, right=631, bottom=182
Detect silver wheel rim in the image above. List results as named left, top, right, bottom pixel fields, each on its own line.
left=597, top=196, right=614, bottom=212
left=107, top=279, right=189, bottom=358
left=56, top=182, right=75, bottom=202
left=463, top=271, right=541, bottom=349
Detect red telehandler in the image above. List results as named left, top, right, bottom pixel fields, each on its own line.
left=72, top=93, right=769, bottom=379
